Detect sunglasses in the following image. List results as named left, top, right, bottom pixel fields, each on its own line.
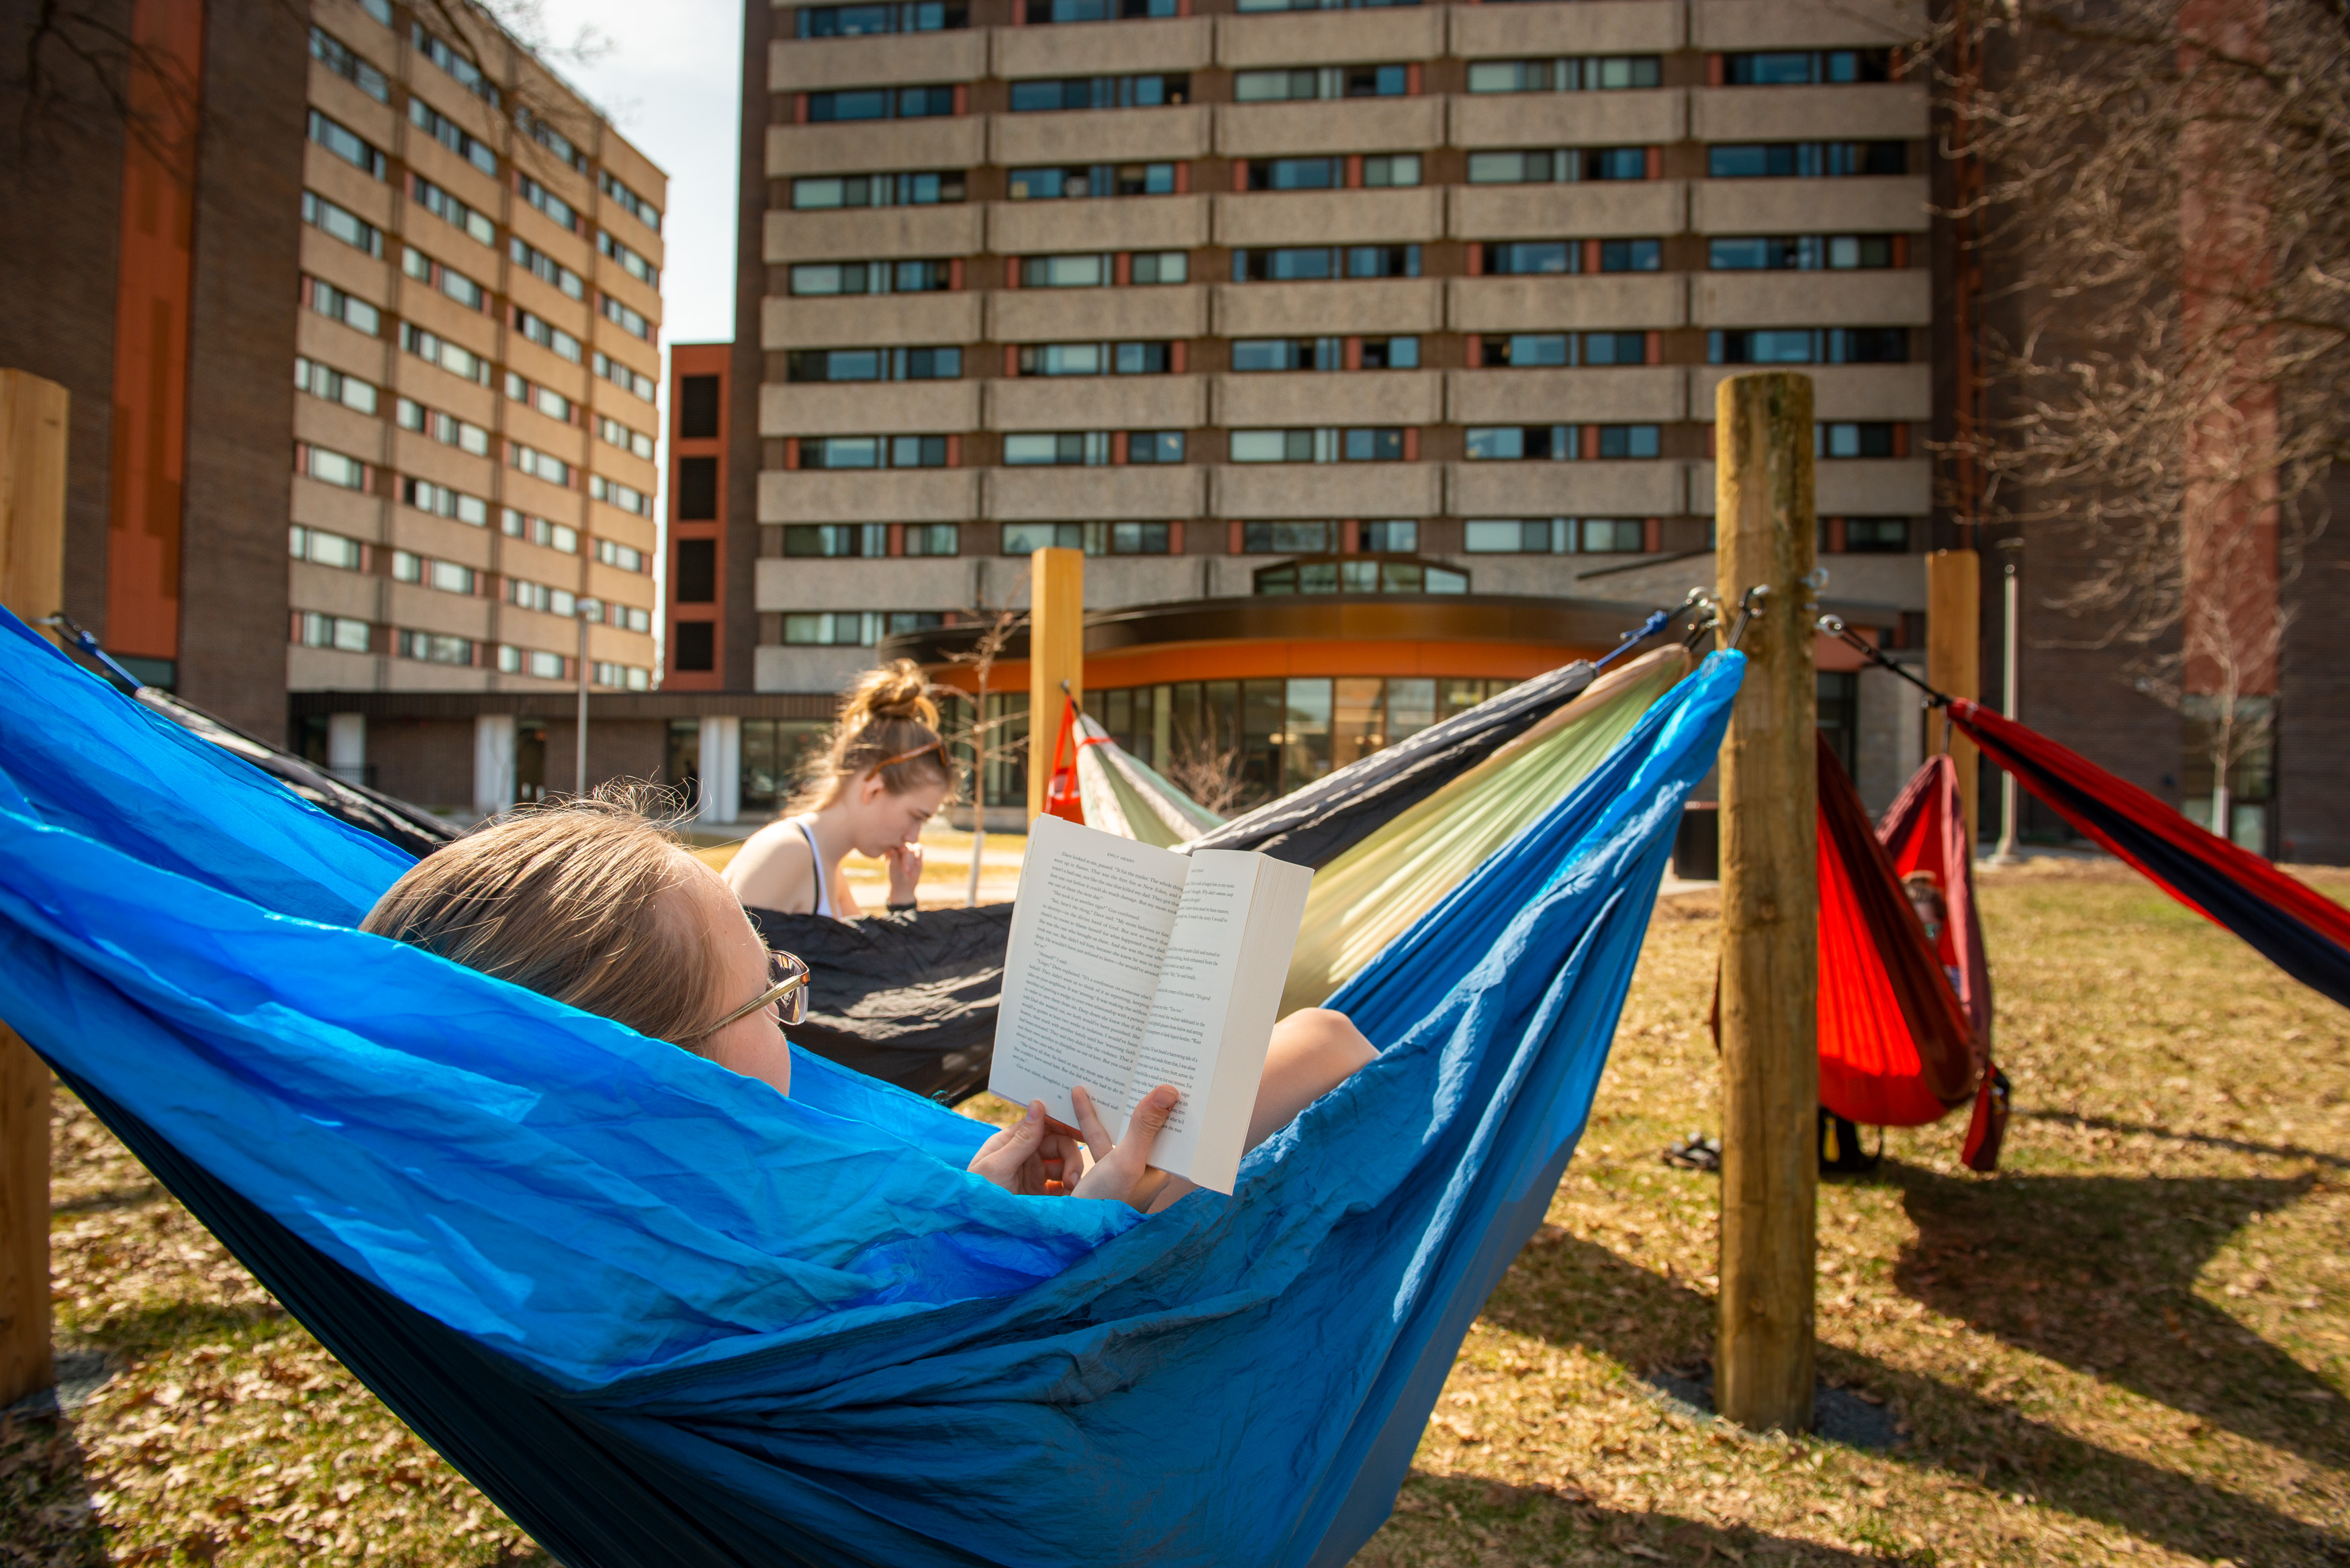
left=702, top=949, right=810, bottom=1036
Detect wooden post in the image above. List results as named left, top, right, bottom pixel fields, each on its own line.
left=1025, top=547, right=1083, bottom=823
left=1713, top=371, right=1820, bottom=1434
left=0, top=369, right=68, bottom=1408
left=1926, top=550, right=1983, bottom=853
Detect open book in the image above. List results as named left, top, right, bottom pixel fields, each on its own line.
left=990, top=815, right=1314, bottom=1195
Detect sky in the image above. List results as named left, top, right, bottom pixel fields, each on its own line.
left=547, top=0, right=745, bottom=348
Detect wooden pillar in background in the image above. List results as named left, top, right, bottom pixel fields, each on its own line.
left=1025, top=547, right=1083, bottom=823
left=1926, top=550, right=1983, bottom=852
left=0, top=369, right=67, bottom=1408
left=1713, top=371, right=1820, bottom=1434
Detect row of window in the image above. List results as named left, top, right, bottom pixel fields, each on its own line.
left=782, top=332, right=1663, bottom=379
left=294, top=609, right=653, bottom=687
left=293, top=436, right=659, bottom=534
left=292, top=527, right=655, bottom=616
left=298, top=355, right=645, bottom=463
left=308, top=28, right=659, bottom=234
left=784, top=418, right=1912, bottom=469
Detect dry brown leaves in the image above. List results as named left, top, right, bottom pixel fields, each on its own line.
left=5, top=871, right=2345, bottom=1567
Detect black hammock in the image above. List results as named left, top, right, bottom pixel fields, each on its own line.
left=753, top=655, right=1609, bottom=1101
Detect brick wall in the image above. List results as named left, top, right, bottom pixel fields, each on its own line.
left=2277, top=469, right=2350, bottom=865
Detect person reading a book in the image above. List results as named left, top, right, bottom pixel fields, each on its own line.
left=363, top=799, right=1373, bottom=1211
left=722, top=660, right=952, bottom=920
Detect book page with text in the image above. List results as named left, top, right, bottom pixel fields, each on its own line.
left=990, top=816, right=1188, bottom=1126
left=1128, top=853, right=1263, bottom=1179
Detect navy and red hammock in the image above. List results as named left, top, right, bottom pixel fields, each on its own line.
left=1948, top=698, right=2350, bottom=1010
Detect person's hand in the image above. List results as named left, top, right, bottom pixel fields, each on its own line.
left=883, top=839, right=924, bottom=904
left=1069, top=1083, right=1179, bottom=1210
left=966, top=1099, right=1082, bottom=1196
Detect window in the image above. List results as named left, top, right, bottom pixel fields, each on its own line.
left=391, top=551, right=481, bottom=595
left=1029, top=0, right=1176, bottom=21
left=679, top=375, right=720, bottom=438
left=1707, top=234, right=1898, bottom=270
left=1248, top=157, right=1338, bottom=191
left=408, top=98, right=498, bottom=178
left=672, top=622, right=716, bottom=671
left=1584, top=330, right=1648, bottom=365
left=1817, top=422, right=1903, bottom=458
left=594, top=660, right=654, bottom=691
left=401, top=246, right=488, bottom=310
left=799, top=435, right=950, bottom=469
left=358, top=0, right=390, bottom=22
left=1233, top=337, right=1336, bottom=372
left=1229, top=428, right=1405, bottom=462
left=397, top=630, right=475, bottom=665
left=502, top=508, right=579, bottom=553
left=784, top=612, right=883, bottom=646
left=517, top=173, right=581, bottom=232
left=598, top=170, right=663, bottom=232
left=786, top=346, right=962, bottom=381
left=590, top=475, right=654, bottom=515
left=788, top=258, right=952, bottom=295
left=1465, top=56, right=1660, bottom=93
left=1231, top=245, right=1418, bottom=281
left=412, top=23, right=500, bottom=107
left=395, top=395, right=491, bottom=455
left=512, top=237, right=585, bottom=297
left=511, top=444, right=572, bottom=485
left=1003, top=432, right=1111, bottom=466
left=514, top=309, right=583, bottom=362
left=296, top=611, right=373, bottom=652
left=1599, top=239, right=1661, bottom=272
left=1482, top=240, right=1575, bottom=275
left=310, top=28, right=387, bottom=101
left=1464, top=424, right=1659, bottom=460
left=1008, top=75, right=1187, bottom=111
left=798, top=2, right=967, bottom=37
left=308, top=111, right=384, bottom=177
left=594, top=351, right=659, bottom=401
left=1005, top=163, right=1172, bottom=200
left=1361, top=519, right=1417, bottom=551
left=294, top=356, right=379, bottom=413
left=600, top=293, right=653, bottom=340
left=1241, top=520, right=1335, bottom=552
left=1842, top=517, right=1911, bottom=552
left=508, top=579, right=575, bottom=618
left=1463, top=518, right=1644, bottom=553
left=671, top=538, right=717, bottom=602
left=1362, top=154, right=1420, bottom=187
left=289, top=524, right=367, bottom=570
left=1000, top=522, right=1171, bottom=555
left=1021, top=254, right=1108, bottom=288
left=675, top=456, right=719, bottom=521
left=1254, top=558, right=1468, bottom=593
left=402, top=477, right=490, bottom=525
left=1233, top=64, right=1406, bottom=101
left=498, top=644, right=570, bottom=679
left=301, top=192, right=382, bottom=256
left=1017, top=341, right=1170, bottom=376
left=1707, top=142, right=1908, bottom=178
left=1707, top=328, right=1908, bottom=364
left=808, top=85, right=958, bottom=121
left=516, top=108, right=585, bottom=173
left=400, top=324, right=491, bottom=384
left=300, top=444, right=369, bottom=490
left=795, top=169, right=966, bottom=209
left=1464, top=147, right=1651, bottom=184
left=506, top=372, right=576, bottom=424
left=412, top=176, right=496, bottom=245
left=1722, top=49, right=1893, bottom=85
left=1132, top=251, right=1186, bottom=284
left=598, top=415, right=656, bottom=460
left=594, top=537, right=651, bottom=573
left=596, top=229, right=659, bottom=287
left=1127, top=432, right=1184, bottom=463
left=904, top=523, right=959, bottom=555
left=784, top=522, right=889, bottom=557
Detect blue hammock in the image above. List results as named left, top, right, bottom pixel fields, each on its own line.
left=0, top=607, right=1740, bottom=1568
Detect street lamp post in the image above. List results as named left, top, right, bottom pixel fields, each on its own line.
left=575, top=598, right=601, bottom=797
left=1988, top=542, right=2023, bottom=865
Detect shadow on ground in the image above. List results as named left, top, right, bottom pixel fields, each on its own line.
left=1481, top=1176, right=2350, bottom=1567
left=1372, top=1471, right=1891, bottom=1567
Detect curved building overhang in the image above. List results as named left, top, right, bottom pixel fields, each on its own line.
left=884, top=591, right=1660, bottom=693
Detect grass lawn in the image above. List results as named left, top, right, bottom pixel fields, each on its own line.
left=4, top=863, right=2344, bottom=1566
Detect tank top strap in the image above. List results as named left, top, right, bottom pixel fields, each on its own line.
left=792, top=816, right=837, bottom=920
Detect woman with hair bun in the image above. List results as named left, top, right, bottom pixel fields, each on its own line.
left=724, top=659, right=956, bottom=920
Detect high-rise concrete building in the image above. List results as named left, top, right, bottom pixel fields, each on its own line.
left=724, top=0, right=1938, bottom=822
left=1, top=0, right=669, bottom=812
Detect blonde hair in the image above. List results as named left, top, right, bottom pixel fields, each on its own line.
left=794, top=658, right=958, bottom=811
left=360, top=794, right=734, bottom=1048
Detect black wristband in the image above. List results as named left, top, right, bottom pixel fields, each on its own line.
left=886, top=900, right=918, bottom=912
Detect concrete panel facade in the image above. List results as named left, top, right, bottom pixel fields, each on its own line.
left=759, top=468, right=980, bottom=523
left=992, top=15, right=1212, bottom=76
left=1217, top=7, right=1445, bottom=67
left=1449, top=462, right=1685, bottom=517
left=1691, top=363, right=1930, bottom=421
left=765, top=205, right=986, bottom=263
left=1691, top=177, right=1931, bottom=234
left=1212, top=187, right=1445, bottom=247
left=983, top=467, right=1207, bottom=520
left=988, top=285, right=1210, bottom=342
left=986, top=194, right=1211, bottom=254
left=1448, top=181, right=1689, bottom=240
left=1211, top=463, right=1443, bottom=518
left=988, top=105, right=1211, bottom=165
left=1450, top=367, right=1687, bottom=425
left=985, top=376, right=1209, bottom=430
left=767, top=292, right=985, bottom=348
left=769, top=117, right=988, bottom=179
left=1690, top=83, right=1928, bottom=143
left=768, top=29, right=986, bottom=91
left=1691, top=0, right=1928, bottom=50
left=1213, top=371, right=1444, bottom=427
left=1449, top=274, right=1687, bottom=333
left=763, top=381, right=984, bottom=437
left=1216, top=98, right=1446, bottom=158
left=1693, top=268, right=1932, bottom=328
left=1450, top=0, right=1686, bottom=57
left=1213, top=278, right=1444, bottom=336
left=1448, top=90, right=1686, bottom=150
